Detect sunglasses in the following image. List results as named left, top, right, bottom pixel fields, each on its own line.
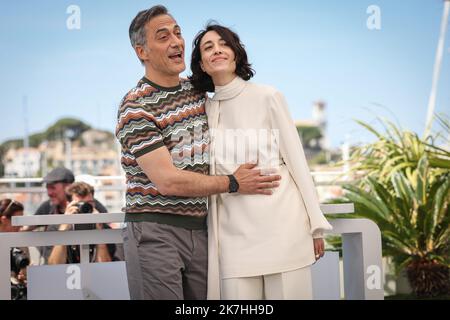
left=2, top=200, right=21, bottom=216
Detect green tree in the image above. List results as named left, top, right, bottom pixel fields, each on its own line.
left=297, top=125, right=323, bottom=149
left=0, top=118, right=92, bottom=176
left=44, top=118, right=91, bottom=141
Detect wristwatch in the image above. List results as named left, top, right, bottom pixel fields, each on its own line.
left=227, top=175, right=240, bottom=193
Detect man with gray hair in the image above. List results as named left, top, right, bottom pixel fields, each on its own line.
left=116, top=5, right=281, bottom=300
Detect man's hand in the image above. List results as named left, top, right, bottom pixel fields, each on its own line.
left=17, top=267, right=27, bottom=284
left=64, top=200, right=79, bottom=215
left=233, top=163, right=281, bottom=195
left=314, top=238, right=325, bottom=261
left=58, top=200, right=78, bottom=231
left=20, top=225, right=36, bottom=232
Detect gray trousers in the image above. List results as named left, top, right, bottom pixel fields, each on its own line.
left=122, top=221, right=207, bottom=300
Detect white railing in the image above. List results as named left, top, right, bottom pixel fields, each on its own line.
left=0, top=203, right=384, bottom=300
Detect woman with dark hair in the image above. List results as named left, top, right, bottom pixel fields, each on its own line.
left=0, top=198, right=29, bottom=297
left=0, top=199, right=24, bottom=233
left=190, top=24, right=332, bottom=300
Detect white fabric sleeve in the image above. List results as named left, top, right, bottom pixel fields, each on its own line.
left=269, top=90, right=333, bottom=236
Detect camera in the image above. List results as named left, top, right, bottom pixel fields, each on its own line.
left=11, top=283, right=27, bottom=300
left=73, top=201, right=96, bottom=231
left=75, top=201, right=93, bottom=214
left=10, top=247, right=29, bottom=275
left=10, top=248, right=29, bottom=300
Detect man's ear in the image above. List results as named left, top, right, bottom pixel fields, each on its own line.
left=135, top=45, right=148, bottom=62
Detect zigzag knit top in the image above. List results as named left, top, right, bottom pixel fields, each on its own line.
left=115, top=77, right=210, bottom=227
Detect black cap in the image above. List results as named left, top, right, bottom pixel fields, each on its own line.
left=42, top=167, right=75, bottom=184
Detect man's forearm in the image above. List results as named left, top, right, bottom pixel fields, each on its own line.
left=48, top=245, right=67, bottom=265
left=95, top=244, right=112, bottom=263
left=137, top=148, right=229, bottom=197
left=48, top=224, right=71, bottom=264
left=161, top=170, right=229, bottom=197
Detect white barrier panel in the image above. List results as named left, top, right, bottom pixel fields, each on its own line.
left=311, top=251, right=341, bottom=300
left=27, top=262, right=130, bottom=300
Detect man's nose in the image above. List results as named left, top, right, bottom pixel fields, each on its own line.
left=170, top=34, right=184, bottom=47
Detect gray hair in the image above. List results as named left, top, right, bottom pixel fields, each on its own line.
left=129, top=5, right=170, bottom=63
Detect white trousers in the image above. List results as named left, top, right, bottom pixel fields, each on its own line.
left=221, top=266, right=313, bottom=300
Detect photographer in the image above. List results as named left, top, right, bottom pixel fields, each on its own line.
left=0, top=199, right=30, bottom=300
left=23, top=167, right=108, bottom=229
left=27, top=167, right=110, bottom=263
left=47, top=182, right=114, bottom=265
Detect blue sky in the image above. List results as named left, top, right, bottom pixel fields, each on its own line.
left=0, top=0, right=448, bottom=148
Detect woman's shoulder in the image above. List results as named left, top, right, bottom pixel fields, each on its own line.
left=246, top=81, right=283, bottom=99
left=243, top=83, right=286, bottom=113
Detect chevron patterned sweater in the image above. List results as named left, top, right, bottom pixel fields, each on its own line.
left=115, top=77, right=210, bottom=224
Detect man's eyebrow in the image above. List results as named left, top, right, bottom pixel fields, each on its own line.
left=156, top=25, right=181, bottom=35
left=155, top=27, right=170, bottom=35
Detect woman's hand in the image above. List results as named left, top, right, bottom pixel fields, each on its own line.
left=313, top=238, right=325, bottom=261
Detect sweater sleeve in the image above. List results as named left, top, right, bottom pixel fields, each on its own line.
left=115, top=99, right=165, bottom=159
left=268, top=90, right=332, bottom=236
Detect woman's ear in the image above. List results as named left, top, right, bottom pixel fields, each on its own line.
left=200, top=61, right=205, bottom=72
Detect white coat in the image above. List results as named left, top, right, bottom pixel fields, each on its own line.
left=206, top=76, right=332, bottom=299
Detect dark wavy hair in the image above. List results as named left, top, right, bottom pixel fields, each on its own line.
left=189, top=23, right=255, bottom=92
left=0, top=199, right=24, bottom=220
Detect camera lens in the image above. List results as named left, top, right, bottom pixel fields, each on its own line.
left=76, top=202, right=93, bottom=214
left=10, top=248, right=29, bottom=274
left=73, top=202, right=96, bottom=231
